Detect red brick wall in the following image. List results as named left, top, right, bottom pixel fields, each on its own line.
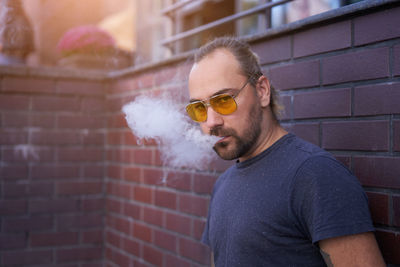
left=0, top=76, right=106, bottom=266
left=1, top=3, right=400, bottom=267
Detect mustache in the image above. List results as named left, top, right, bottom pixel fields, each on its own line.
left=210, top=126, right=237, bottom=137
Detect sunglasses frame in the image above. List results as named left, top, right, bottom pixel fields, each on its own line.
left=186, top=78, right=251, bottom=122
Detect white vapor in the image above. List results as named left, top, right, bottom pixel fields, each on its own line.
left=122, top=94, right=219, bottom=170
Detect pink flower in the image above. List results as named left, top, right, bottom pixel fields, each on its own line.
left=57, top=25, right=116, bottom=56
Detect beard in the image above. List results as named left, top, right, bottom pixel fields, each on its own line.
left=210, top=104, right=263, bottom=160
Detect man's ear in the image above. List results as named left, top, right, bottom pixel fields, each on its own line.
left=256, top=75, right=271, bottom=108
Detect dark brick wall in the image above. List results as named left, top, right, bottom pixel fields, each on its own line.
left=0, top=77, right=106, bottom=266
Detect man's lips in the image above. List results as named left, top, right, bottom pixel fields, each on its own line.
left=216, top=136, right=230, bottom=143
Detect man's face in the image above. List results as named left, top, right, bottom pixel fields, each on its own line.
left=188, top=49, right=263, bottom=161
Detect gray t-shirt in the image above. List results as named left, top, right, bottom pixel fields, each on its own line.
left=202, top=133, right=374, bottom=267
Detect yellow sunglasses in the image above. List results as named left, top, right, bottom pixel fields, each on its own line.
left=186, top=79, right=250, bottom=122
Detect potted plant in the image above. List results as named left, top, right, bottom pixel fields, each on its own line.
left=57, top=25, right=132, bottom=70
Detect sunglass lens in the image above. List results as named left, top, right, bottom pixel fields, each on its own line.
left=211, top=94, right=237, bottom=115
left=186, top=102, right=207, bottom=122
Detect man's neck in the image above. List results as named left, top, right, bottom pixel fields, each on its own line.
left=238, top=121, right=287, bottom=162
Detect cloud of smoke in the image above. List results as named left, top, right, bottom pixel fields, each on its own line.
left=122, top=93, right=219, bottom=171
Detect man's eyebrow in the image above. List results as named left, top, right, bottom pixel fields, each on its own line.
left=189, top=88, right=236, bottom=103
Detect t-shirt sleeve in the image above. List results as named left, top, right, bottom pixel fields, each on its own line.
left=289, top=155, right=375, bottom=244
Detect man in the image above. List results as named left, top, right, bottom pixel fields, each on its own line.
left=186, top=37, right=385, bottom=266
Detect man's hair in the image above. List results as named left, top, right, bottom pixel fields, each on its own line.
left=194, top=36, right=281, bottom=119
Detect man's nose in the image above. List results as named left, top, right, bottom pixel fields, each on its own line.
left=204, top=106, right=223, bottom=129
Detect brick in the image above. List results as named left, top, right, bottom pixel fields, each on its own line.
left=393, top=196, right=400, bottom=227
left=56, top=247, right=103, bottom=262
left=251, top=36, right=291, bottom=64
left=3, top=182, right=53, bottom=198
left=118, top=217, right=132, bottom=235
left=193, top=174, right=217, bottom=194
left=123, top=237, right=140, bottom=255
left=133, top=222, right=152, bottom=242
left=57, top=214, right=103, bottom=230
left=322, top=47, right=389, bottom=85
left=3, top=216, right=53, bottom=231
left=165, top=254, right=191, bottom=267
left=354, top=6, right=400, bottom=46
left=354, top=82, right=400, bottom=116
left=154, top=229, right=177, bottom=252
left=58, top=114, right=105, bottom=129
left=155, top=189, right=177, bottom=209
left=269, top=60, right=319, bottom=90
left=0, top=233, right=26, bottom=250
left=108, top=248, right=130, bottom=267
left=394, top=44, right=400, bottom=76
left=0, top=94, right=30, bottom=110
left=82, top=97, right=105, bottom=113
left=107, top=164, right=123, bottom=179
left=353, top=156, right=400, bottom=189
left=83, top=164, right=105, bottom=178
left=133, top=148, right=153, bottom=165
left=31, top=130, right=81, bottom=145
left=366, top=192, right=389, bottom=225
left=143, top=244, right=162, bottom=266
left=283, top=123, right=319, bottom=146
left=154, top=66, right=181, bottom=86
left=179, top=195, right=208, bottom=216
left=293, top=88, right=351, bottom=119
left=2, top=112, right=28, bottom=127
left=0, top=130, right=28, bottom=145
left=3, top=146, right=54, bottom=162
left=57, top=181, right=103, bottom=195
left=0, top=164, right=28, bottom=179
left=294, top=20, right=351, bottom=58
left=29, top=182, right=54, bottom=197
left=107, top=113, right=128, bottom=128
left=179, top=237, right=210, bottom=264
left=166, top=212, right=191, bottom=235
left=2, top=77, right=54, bottom=93
left=109, top=77, right=139, bottom=94
left=107, top=198, right=122, bottom=214
left=375, top=230, right=400, bottom=264
left=32, top=95, right=80, bottom=111
left=58, top=148, right=104, bottom=162
left=31, top=232, right=79, bottom=247
left=322, top=120, right=389, bottom=151
left=30, top=113, right=55, bottom=128
left=123, top=202, right=141, bottom=220
left=31, top=165, right=80, bottom=179
left=143, top=168, right=163, bottom=185
left=166, top=171, right=192, bottom=191
left=30, top=199, right=79, bottom=214
left=108, top=182, right=131, bottom=199
left=123, top=166, right=141, bottom=182
left=81, top=198, right=104, bottom=212
left=57, top=80, right=105, bottom=96
left=107, top=130, right=124, bottom=145
left=0, top=199, right=27, bottom=215
left=395, top=120, right=400, bottom=152
left=83, top=229, right=103, bottom=244
left=83, top=132, right=104, bottom=146
left=106, top=230, right=121, bottom=247
left=2, top=250, right=53, bottom=265
left=2, top=183, right=27, bottom=198
left=143, top=206, right=164, bottom=227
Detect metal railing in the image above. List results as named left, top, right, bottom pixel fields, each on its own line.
left=161, top=0, right=294, bottom=50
